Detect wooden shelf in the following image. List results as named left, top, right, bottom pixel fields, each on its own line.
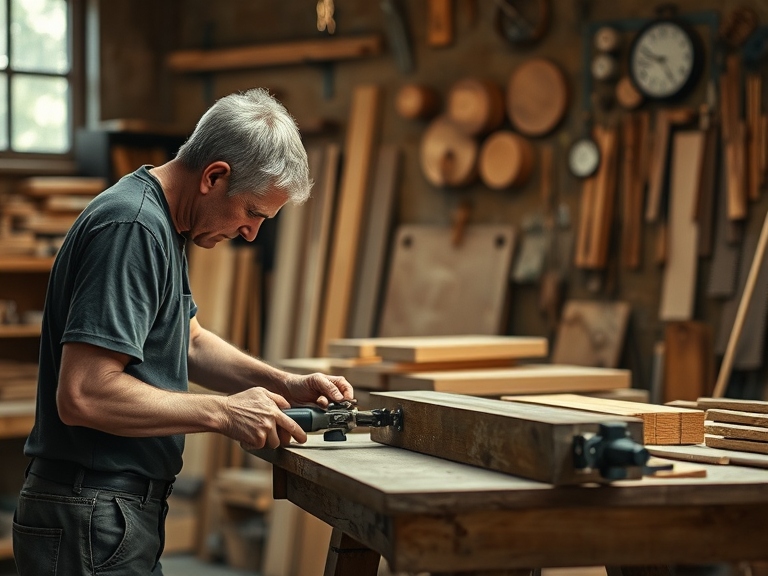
left=0, top=324, right=41, bottom=338
left=0, top=536, right=12, bottom=559
left=167, top=34, right=383, bottom=73
left=0, top=256, right=54, bottom=272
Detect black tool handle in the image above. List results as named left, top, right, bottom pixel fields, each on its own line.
left=283, top=407, right=330, bottom=432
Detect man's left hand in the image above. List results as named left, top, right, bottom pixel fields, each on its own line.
left=282, top=372, right=354, bottom=408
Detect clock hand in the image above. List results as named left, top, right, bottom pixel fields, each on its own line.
left=640, top=46, right=666, bottom=64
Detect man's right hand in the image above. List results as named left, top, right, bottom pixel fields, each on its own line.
left=223, top=387, right=308, bottom=449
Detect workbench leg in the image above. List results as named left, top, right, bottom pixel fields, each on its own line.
left=323, top=527, right=380, bottom=576
left=607, top=566, right=672, bottom=576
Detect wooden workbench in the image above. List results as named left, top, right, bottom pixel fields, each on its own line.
left=253, top=434, right=768, bottom=575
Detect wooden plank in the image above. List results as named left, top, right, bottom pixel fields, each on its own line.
left=328, top=338, right=380, bottom=359
left=706, top=435, right=768, bottom=455
left=659, top=130, right=705, bottom=320
left=705, top=422, right=768, bottom=443
left=263, top=148, right=318, bottom=361
left=706, top=408, right=768, bottom=428
left=698, top=397, right=768, bottom=414
left=349, top=145, right=400, bottom=338
left=373, top=335, right=547, bottom=363
left=323, top=528, right=381, bottom=576
left=369, top=390, right=644, bottom=485
left=188, top=242, right=237, bottom=339
left=747, top=73, right=762, bottom=202
left=646, top=445, right=730, bottom=465
left=621, top=114, right=644, bottom=269
left=319, top=85, right=383, bottom=355
left=663, top=322, right=713, bottom=403
left=707, top=164, right=741, bottom=298
left=344, top=357, right=518, bottom=391
left=503, top=394, right=704, bottom=445
left=167, top=34, right=383, bottom=72
left=427, top=0, right=453, bottom=47
left=696, top=124, right=718, bottom=257
left=246, top=254, right=262, bottom=356
left=377, top=225, right=516, bottom=337
left=551, top=300, right=631, bottom=368
left=388, top=365, right=630, bottom=396
left=17, top=176, right=106, bottom=197
left=229, top=247, right=253, bottom=349
left=294, top=144, right=340, bottom=358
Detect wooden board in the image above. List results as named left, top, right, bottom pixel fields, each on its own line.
left=18, top=176, right=107, bottom=197
left=706, top=409, right=768, bottom=428
left=294, top=144, right=339, bottom=358
left=369, top=390, right=644, bottom=485
left=349, top=145, right=400, bottom=339
left=698, top=397, right=768, bottom=414
left=706, top=435, right=768, bottom=456
left=503, top=394, right=704, bottom=445
left=707, top=169, right=741, bottom=298
left=647, top=443, right=768, bottom=469
left=328, top=337, right=380, bottom=359
left=659, top=131, right=705, bottom=321
left=705, top=422, right=768, bottom=443
left=344, top=357, right=518, bottom=390
left=426, top=0, right=453, bottom=47
left=551, top=300, right=631, bottom=368
left=167, top=34, right=383, bottom=72
left=378, top=225, right=515, bottom=337
left=372, top=335, right=548, bottom=363
left=318, top=85, right=382, bottom=355
left=388, top=365, right=630, bottom=396
left=663, top=322, right=713, bottom=403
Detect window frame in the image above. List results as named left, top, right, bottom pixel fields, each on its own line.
left=0, top=0, right=84, bottom=161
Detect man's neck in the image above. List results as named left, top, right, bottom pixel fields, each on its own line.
left=150, top=159, right=196, bottom=235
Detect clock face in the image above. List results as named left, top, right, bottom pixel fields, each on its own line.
left=568, top=138, right=600, bottom=178
left=630, top=20, right=699, bottom=100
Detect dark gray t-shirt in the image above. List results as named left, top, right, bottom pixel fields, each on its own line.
left=24, top=166, right=197, bottom=482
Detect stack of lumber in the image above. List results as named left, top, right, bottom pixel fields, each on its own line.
left=280, top=335, right=636, bottom=407
left=0, top=176, right=105, bottom=256
left=502, top=393, right=704, bottom=445
left=0, top=361, right=38, bottom=400
left=700, top=397, right=768, bottom=456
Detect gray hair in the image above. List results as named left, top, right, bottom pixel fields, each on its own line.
left=176, top=88, right=311, bottom=204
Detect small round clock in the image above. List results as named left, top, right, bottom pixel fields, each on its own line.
left=568, top=137, right=601, bottom=178
left=628, top=18, right=703, bottom=101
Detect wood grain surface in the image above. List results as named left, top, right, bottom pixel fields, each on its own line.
left=419, top=116, right=479, bottom=187
left=706, top=408, right=768, bottom=428
left=706, top=434, right=768, bottom=455
left=447, top=78, right=505, bottom=135
left=478, top=130, right=535, bottom=189
left=506, top=58, right=569, bottom=137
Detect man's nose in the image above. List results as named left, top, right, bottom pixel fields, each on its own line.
left=239, top=221, right=262, bottom=242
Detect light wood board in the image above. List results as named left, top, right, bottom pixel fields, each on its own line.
left=706, top=408, right=768, bottom=428
left=552, top=300, right=631, bottom=368
left=374, top=334, right=547, bottom=363
left=663, top=321, right=714, bottom=403
left=319, top=85, right=382, bottom=355
left=705, top=421, right=768, bottom=443
left=388, top=364, right=630, bottom=396
left=369, top=390, right=644, bottom=485
left=705, top=434, right=768, bottom=455
left=647, top=443, right=768, bottom=469
left=503, top=394, right=704, bottom=445
left=659, top=131, right=704, bottom=320
left=698, top=397, right=768, bottom=414
left=378, top=225, right=516, bottom=337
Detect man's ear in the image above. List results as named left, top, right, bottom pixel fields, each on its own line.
left=200, top=161, right=231, bottom=194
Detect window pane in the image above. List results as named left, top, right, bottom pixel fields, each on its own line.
left=11, top=75, right=69, bottom=153
left=0, top=2, right=7, bottom=69
left=11, top=0, right=68, bottom=73
left=0, top=74, right=7, bottom=150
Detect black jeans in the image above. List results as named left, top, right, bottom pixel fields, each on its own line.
left=13, top=464, right=171, bottom=575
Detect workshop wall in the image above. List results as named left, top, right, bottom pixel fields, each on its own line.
left=99, top=0, right=768, bottom=398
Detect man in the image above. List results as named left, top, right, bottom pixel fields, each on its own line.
left=13, top=88, right=353, bottom=575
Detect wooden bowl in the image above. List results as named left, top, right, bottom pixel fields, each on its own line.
left=446, top=78, right=505, bottom=136
left=507, top=59, right=569, bottom=137
left=479, top=131, right=535, bottom=189
left=395, top=84, right=441, bottom=120
left=420, top=116, right=479, bottom=187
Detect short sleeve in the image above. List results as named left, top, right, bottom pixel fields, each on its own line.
left=61, top=222, right=170, bottom=363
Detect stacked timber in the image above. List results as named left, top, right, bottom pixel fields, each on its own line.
left=279, top=335, right=635, bottom=408
left=0, top=361, right=37, bottom=400
left=700, top=397, right=768, bottom=455
left=0, top=176, right=105, bottom=256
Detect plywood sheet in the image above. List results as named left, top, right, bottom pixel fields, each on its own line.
left=706, top=409, right=768, bottom=428
left=551, top=300, right=631, bottom=368
left=369, top=390, right=644, bottom=485
left=503, top=393, right=704, bottom=445
left=388, top=364, right=630, bottom=396
left=378, top=225, right=515, bottom=337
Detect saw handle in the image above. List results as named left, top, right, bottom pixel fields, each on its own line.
left=283, top=407, right=330, bottom=432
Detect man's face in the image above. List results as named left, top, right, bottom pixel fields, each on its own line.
left=190, top=175, right=288, bottom=248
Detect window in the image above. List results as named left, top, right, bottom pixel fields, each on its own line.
left=0, top=0, right=73, bottom=154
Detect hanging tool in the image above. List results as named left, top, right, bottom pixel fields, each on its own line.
left=380, top=0, right=414, bottom=73
left=284, top=400, right=404, bottom=441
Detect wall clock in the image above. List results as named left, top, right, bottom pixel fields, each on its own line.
left=568, top=137, right=600, bottom=178
left=628, top=18, right=703, bottom=101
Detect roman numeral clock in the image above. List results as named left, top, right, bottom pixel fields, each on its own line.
left=628, top=16, right=703, bottom=101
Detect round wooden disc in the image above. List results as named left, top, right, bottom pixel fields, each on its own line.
left=396, top=84, right=441, bottom=120
left=446, top=78, right=505, bottom=136
left=479, top=131, right=535, bottom=189
left=616, top=76, right=644, bottom=110
left=507, top=59, right=569, bottom=137
left=419, top=116, right=479, bottom=187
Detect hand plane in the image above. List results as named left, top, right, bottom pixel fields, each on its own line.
left=284, top=400, right=404, bottom=441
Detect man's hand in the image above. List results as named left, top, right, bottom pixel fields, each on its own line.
left=283, top=372, right=354, bottom=408
left=223, top=387, right=308, bottom=449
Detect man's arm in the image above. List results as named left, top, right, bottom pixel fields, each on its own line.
left=57, top=341, right=306, bottom=448
left=187, top=317, right=353, bottom=407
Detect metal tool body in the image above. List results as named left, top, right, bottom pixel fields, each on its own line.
left=284, top=400, right=403, bottom=441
